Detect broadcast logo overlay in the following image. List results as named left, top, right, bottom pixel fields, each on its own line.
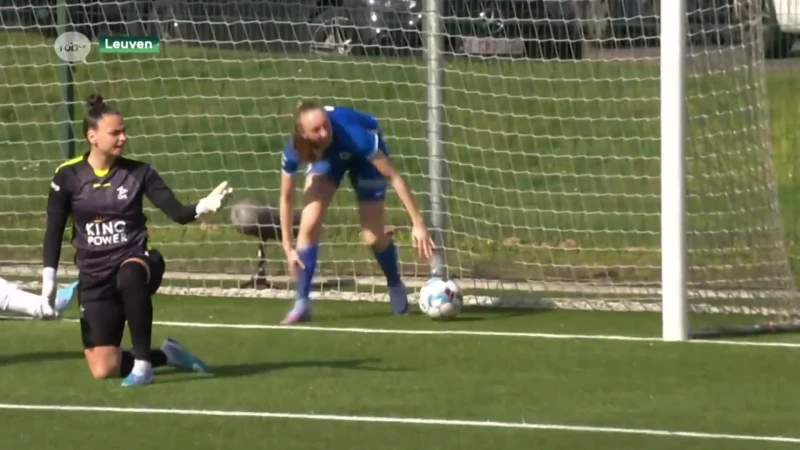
left=54, top=31, right=91, bottom=63
left=54, top=33, right=161, bottom=62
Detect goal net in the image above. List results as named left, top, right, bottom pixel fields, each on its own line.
left=0, top=0, right=796, bottom=336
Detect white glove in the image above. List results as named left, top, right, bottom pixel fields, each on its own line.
left=41, top=267, right=56, bottom=304
left=195, top=181, right=233, bottom=218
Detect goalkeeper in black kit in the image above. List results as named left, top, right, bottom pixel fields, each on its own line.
left=41, top=93, right=233, bottom=387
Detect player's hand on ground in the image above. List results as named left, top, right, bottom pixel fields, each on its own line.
left=412, top=224, right=435, bottom=260
left=41, top=267, right=56, bottom=303
left=196, top=181, right=233, bottom=217
left=286, top=249, right=306, bottom=279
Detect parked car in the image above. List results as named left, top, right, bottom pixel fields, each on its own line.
left=307, top=0, right=424, bottom=55
left=582, top=0, right=798, bottom=58
left=307, top=0, right=585, bottom=59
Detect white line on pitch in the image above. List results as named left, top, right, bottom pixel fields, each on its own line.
left=0, top=403, right=796, bottom=444
left=5, top=314, right=799, bottom=349
left=148, top=320, right=800, bottom=348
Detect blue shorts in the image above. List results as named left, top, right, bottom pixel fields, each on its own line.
left=306, top=136, right=389, bottom=202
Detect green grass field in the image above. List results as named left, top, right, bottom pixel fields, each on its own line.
left=1, top=297, right=800, bottom=449
left=2, top=31, right=800, bottom=295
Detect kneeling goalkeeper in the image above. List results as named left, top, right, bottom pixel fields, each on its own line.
left=41, top=93, right=233, bottom=387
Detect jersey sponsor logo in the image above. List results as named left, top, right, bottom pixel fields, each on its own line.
left=85, top=219, right=128, bottom=246
left=116, top=186, right=128, bottom=200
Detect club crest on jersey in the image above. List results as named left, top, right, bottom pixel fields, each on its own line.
left=116, top=186, right=128, bottom=200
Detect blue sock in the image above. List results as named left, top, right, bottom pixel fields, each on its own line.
left=374, top=241, right=401, bottom=287
left=294, top=243, right=319, bottom=311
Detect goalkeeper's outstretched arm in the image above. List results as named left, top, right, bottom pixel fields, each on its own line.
left=143, top=167, right=233, bottom=224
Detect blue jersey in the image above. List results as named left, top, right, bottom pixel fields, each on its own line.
left=281, top=106, right=382, bottom=177
left=281, top=106, right=389, bottom=201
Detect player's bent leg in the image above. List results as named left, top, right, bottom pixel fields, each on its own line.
left=79, top=292, right=128, bottom=380
left=79, top=274, right=171, bottom=385
left=0, top=277, right=55, bottom=318
left=84, top=346, right=123, bottom=379
left=281, top=174, right=336, bottom=325
left=136, top=249, right=209, bottom=375
left=358, top=199, right=408, bottom=315
left=117, top=258, right=159, bottom=386
left=300, top=172, right=336, bottom=242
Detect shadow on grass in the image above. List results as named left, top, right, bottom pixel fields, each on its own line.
left=0, top=350, right=82, bottom=366
left=312, top=304, right=552, bottom=323
left=456, top=305, right=552, bottom=321
left=156, top=357, right=406, bottom=384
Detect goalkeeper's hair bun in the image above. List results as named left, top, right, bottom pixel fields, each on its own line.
left=83, top=92, right=120, bottom=138
left=86, top=93, right=104, bottom=109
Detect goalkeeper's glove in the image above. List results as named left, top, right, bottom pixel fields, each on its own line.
left=41, top=267, right=56, bottom=304
left=195, top=181, right=233, bottom=218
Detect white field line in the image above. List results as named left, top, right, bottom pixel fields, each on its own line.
left=3, top=314, right=800, bottom=348
left=0, top=403, right=796, bottom=444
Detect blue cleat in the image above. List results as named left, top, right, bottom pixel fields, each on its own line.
left=54, top=281, right=78, bottom=314
left=121, top=369, right=153, bottom=387
left=388, top=282, right=409, bottom=315
left=160, top=338, right=209, bottom=373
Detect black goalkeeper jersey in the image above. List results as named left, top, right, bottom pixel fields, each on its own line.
left=43, top=153, right=198, bottom=278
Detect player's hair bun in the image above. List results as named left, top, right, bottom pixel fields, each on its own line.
left=86, top=93, right=104, bottom=109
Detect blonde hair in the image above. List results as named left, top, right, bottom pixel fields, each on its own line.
left=292, top=99, right=327, bottom=162
left=293, top=99, right=323, bottom=133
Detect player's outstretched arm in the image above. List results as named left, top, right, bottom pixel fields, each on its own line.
left=41, top=169, right=72, bottom=302
left=279, top=171, right=297, bottom=254
left=143, top=167, right=232, bottom=224
left=369, top=151, right=435, bottom=260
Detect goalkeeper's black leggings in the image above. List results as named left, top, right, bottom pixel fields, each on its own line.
left=78, top=249, right=165, bottom=353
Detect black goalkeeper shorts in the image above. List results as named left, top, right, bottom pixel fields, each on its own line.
left=77, top=249, right=165, bottom=349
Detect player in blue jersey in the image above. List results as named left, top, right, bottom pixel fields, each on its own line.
left=278, top=101, right=435, bottom=325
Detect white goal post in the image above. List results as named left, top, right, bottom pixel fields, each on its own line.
left=0, top=0, right=797, bottom=339
left=661, top=0, right=690, bottom=341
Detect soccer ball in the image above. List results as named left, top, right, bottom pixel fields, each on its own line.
left=418, top=277, right=462, bottom=320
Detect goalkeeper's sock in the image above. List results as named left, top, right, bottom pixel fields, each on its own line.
left=294, top=243, right=319, bottom=311
left=373, top=241, right=401, bottom=287
left=120, top=350, right=168, bottom=378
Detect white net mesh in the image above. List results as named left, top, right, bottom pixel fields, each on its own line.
left=0, top=0, right=797, bottom=331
